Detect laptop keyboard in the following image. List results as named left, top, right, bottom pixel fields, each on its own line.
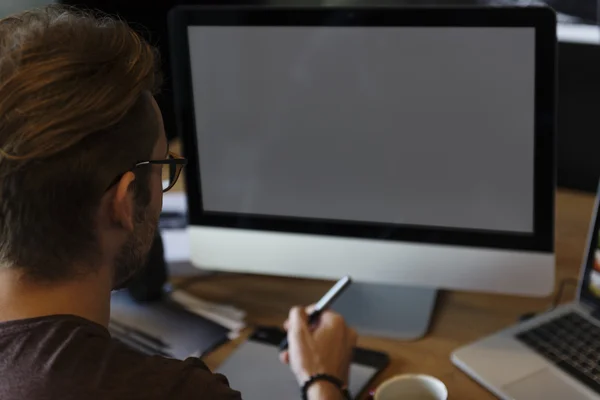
left=516, top=312, right=600, bottom=394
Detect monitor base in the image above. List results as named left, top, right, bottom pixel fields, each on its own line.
left=331, top=282, right=438, bottom=340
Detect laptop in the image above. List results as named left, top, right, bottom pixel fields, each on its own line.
left=452, top=186, right=600, bottom=399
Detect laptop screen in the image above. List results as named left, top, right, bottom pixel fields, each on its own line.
left=578, top=187, right=600, bottom=306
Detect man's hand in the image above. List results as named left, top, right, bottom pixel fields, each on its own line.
left=279, top=306, right=357, bottom=391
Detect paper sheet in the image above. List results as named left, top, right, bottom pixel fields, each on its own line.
left=162, top=191, right=187, bottom=213
left=160, top=192, right=190, bottom=263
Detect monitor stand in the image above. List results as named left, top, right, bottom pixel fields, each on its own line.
left=331, top=282, right=438, bottom=340
left=131, top=232, right=438, bottom=340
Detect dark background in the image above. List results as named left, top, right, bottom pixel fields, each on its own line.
left=59, top=0, right=600, bottom=192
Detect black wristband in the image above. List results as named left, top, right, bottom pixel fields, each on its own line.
left=301, top=374, right=351, bottom=400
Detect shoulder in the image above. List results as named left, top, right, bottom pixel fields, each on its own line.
left=166, top=357, right=242, bottom=399
left=109, top=345, right=242, bottom=400
left=0, top=315, right=242, bottom=400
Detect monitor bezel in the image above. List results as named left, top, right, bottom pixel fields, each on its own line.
left=169, top=6, right=556, bottom=252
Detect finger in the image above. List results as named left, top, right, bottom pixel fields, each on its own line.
left=316, top=310, right=345, bottom=328
left=287, top=306, right=310, bottom=339
left=279, top=350, right=290, bottom=365
left=283, top=319, right=289, bottom=331
left=312, top=311, right=347, bottom=343
left=348, top=328, right=358, bottom=345
left=288, top=306, right=308, bottom=325
left=287, top=306, right=313, bottom=364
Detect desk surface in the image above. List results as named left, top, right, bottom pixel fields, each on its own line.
left=175, top=189, right=595, bottom=400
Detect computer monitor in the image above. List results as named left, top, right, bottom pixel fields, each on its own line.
left=169, top=6, right=556, bottom=337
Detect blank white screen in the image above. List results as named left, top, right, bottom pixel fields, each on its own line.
left=188, top=26, right=535, bottom=233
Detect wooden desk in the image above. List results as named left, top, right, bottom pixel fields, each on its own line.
left=174, top=189, right=595, bottom=399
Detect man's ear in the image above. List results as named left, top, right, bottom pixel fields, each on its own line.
left=111, top=171, right=136, bottom=232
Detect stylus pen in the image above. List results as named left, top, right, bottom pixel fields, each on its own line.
left=278, top=275, right=352, bottom=352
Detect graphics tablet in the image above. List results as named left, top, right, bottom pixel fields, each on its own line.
left=217, top=326, right=389, bottom=399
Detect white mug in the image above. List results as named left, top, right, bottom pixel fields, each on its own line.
left=373, top=374, right=448, bottom=400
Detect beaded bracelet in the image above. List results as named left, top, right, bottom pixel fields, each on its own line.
left=301, top=374, right=351, bottom=400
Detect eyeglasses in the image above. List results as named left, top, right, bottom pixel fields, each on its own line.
left=107, top=151, right=188, bottom=193
left=137, top=151, right=188, bottom=192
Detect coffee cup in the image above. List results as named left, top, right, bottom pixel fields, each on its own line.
left=373, top=374, right=448, bottom=400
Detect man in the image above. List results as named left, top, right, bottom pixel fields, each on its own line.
left=0, top=6, right=356, bottom=400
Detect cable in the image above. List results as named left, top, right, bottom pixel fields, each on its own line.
left=519, top=278, right=579, bottom=322
left=550, top=278, right=579, bottom=309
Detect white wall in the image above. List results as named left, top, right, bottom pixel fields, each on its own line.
left=0, top=0, right=54, bottom=18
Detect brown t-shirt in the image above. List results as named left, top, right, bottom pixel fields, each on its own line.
left=0, top=315, right=242, bottom=400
